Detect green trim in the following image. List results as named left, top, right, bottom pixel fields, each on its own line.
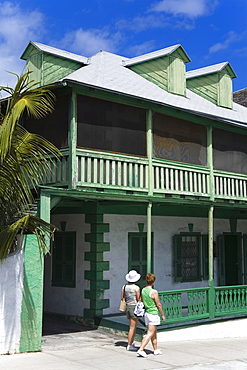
left=19, top=235, right=44, bottom=353
left=52, top=232, right=76, bottom=288
left=128, top=231, right=154, bottom=287
left=84, top=204, right=110, bottom=318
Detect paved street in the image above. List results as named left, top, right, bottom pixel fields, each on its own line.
left=1, top=317, right=247, bottom=369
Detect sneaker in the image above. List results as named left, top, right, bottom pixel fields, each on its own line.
left=154, top=349, right=162, bottom=355
left=137, top=349, right=147, bottom=357
left=126, top=344, right=137, bottom=351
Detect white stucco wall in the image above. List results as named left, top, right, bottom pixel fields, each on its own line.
left=43, top=214, right=90, bottom=316
left=103, top=215, right=247, bottom=314
left=43, top=213, right=247, bottom=317
left=0, top=250, right=24, bottom=354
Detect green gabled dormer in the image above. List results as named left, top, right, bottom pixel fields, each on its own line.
left=123, top=44, right=191, bottom=96
left=186, top=62, right=237, bottom=109
left=21, top=41, right=89, bottom=86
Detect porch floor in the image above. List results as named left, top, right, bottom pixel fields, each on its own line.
left=95, top=312, right=247, bottom=339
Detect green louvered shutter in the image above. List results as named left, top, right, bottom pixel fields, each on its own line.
left=52, top=232, right=76, bottom=287
left=128, top=233, right=153, bottom=288
left=173, top=235, right=183, bottom=282
left=202, top=235, right=209, bottom=280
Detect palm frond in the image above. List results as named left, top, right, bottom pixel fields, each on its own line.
left=0, top=72, right=55, bottom=163
left=0, top=215, right=58, bottom=260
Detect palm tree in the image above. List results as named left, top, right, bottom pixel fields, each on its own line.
left=0, top=72, right=61, bottom=260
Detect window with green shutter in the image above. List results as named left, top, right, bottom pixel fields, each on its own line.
left=173, top=233, right=208, bottom=282
left=52, top=232, right=76, bottom=288
left=128, top=232, right=153, bottom=287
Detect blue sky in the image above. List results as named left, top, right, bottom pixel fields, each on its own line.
left=1, top=0, right=247, bottom=92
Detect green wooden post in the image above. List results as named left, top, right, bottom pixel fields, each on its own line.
left=39, top=190, right=51, bottom=248
left=147, top=202, right=152, bottom=274
left=147, top=109, right=153, bottom=196
left=20, top=191, right=51, bottom=352
left=208, top=205, right=215, bottom=318
left=207, top=125, right=214, bottom=201
left=19, top=235, right=44, bottom=352
left=146, top=109, right=153, bottom=274
left=68, top=91, right=77, bottom=189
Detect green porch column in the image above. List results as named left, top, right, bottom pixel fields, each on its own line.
left=19, top=190, right=51, bottom=352
left=147, top=109, right=153, bottom=196
left=208, top=205, right=215, bottom=318
left=68, top=91, right=77, bottom=189
left=19, top=235, right=44, bottom=352
left=147, top=202, right=152, bottom=274
left=207, top=125, right=214, bottom=201
left=84, top=204, right=110, bottom=319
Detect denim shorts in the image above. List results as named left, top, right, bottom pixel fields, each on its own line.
left=126, top=304, right=137, bottom=319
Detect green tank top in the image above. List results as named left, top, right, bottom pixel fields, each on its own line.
left=141, top=288, right=159, bottom=315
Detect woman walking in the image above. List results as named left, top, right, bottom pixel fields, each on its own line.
left=137, top=273, right=166, bottom=357
left=121, top=270, right=141, bottom=351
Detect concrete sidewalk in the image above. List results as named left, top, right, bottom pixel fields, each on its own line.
left=1, top=318, right=247, bottom=370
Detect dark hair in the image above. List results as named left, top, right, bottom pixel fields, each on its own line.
left=146, top=273, right=156, bottom=285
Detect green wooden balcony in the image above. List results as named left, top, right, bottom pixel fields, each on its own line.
left=42, top=148, right=247, bottom=202
left=159, top=285, right=247, bottom=325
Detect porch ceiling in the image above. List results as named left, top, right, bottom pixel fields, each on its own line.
left=50, top=196, right=247, bottom=220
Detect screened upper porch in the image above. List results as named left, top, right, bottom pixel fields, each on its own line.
left=23, top=93, right=247, bottom=202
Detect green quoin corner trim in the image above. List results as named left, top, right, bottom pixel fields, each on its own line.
left=19, top=234, right=44, bottom=353
left=84, top=209, right=110, bottom=318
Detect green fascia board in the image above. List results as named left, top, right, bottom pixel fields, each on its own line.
left=41, top=185, right=247, bottom=211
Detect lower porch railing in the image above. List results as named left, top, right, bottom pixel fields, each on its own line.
left=158, top=285, right=247, bottom=325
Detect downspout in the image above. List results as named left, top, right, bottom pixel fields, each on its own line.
left=207, top=125, right=214, bottom=202
left=207, top=125, right=215, bottom=317
left=147, top=109, right=153, bottom=273
left=68, top=91, right=77, bottom=189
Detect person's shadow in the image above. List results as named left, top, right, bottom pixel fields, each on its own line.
left=114, top=341, right=153, bottom=354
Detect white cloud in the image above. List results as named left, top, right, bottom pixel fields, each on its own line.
left=125, top=41, right=156, bottom=57
left=59, top=28, right=122, bottom=57
left=209, top=31, right=244, bottom=54
left=116, top=15, right=167, bottom=32
left=0, top=1, right=45, bottom=89
left=150, top=0, right=218, bottom=18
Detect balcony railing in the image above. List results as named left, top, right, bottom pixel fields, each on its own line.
left=158, top=285, right=247, bottom=325
left=42, top=148, right=247, bottom=202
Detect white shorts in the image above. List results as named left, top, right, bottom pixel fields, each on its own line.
left=144, top=312, right=160, bottom=326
